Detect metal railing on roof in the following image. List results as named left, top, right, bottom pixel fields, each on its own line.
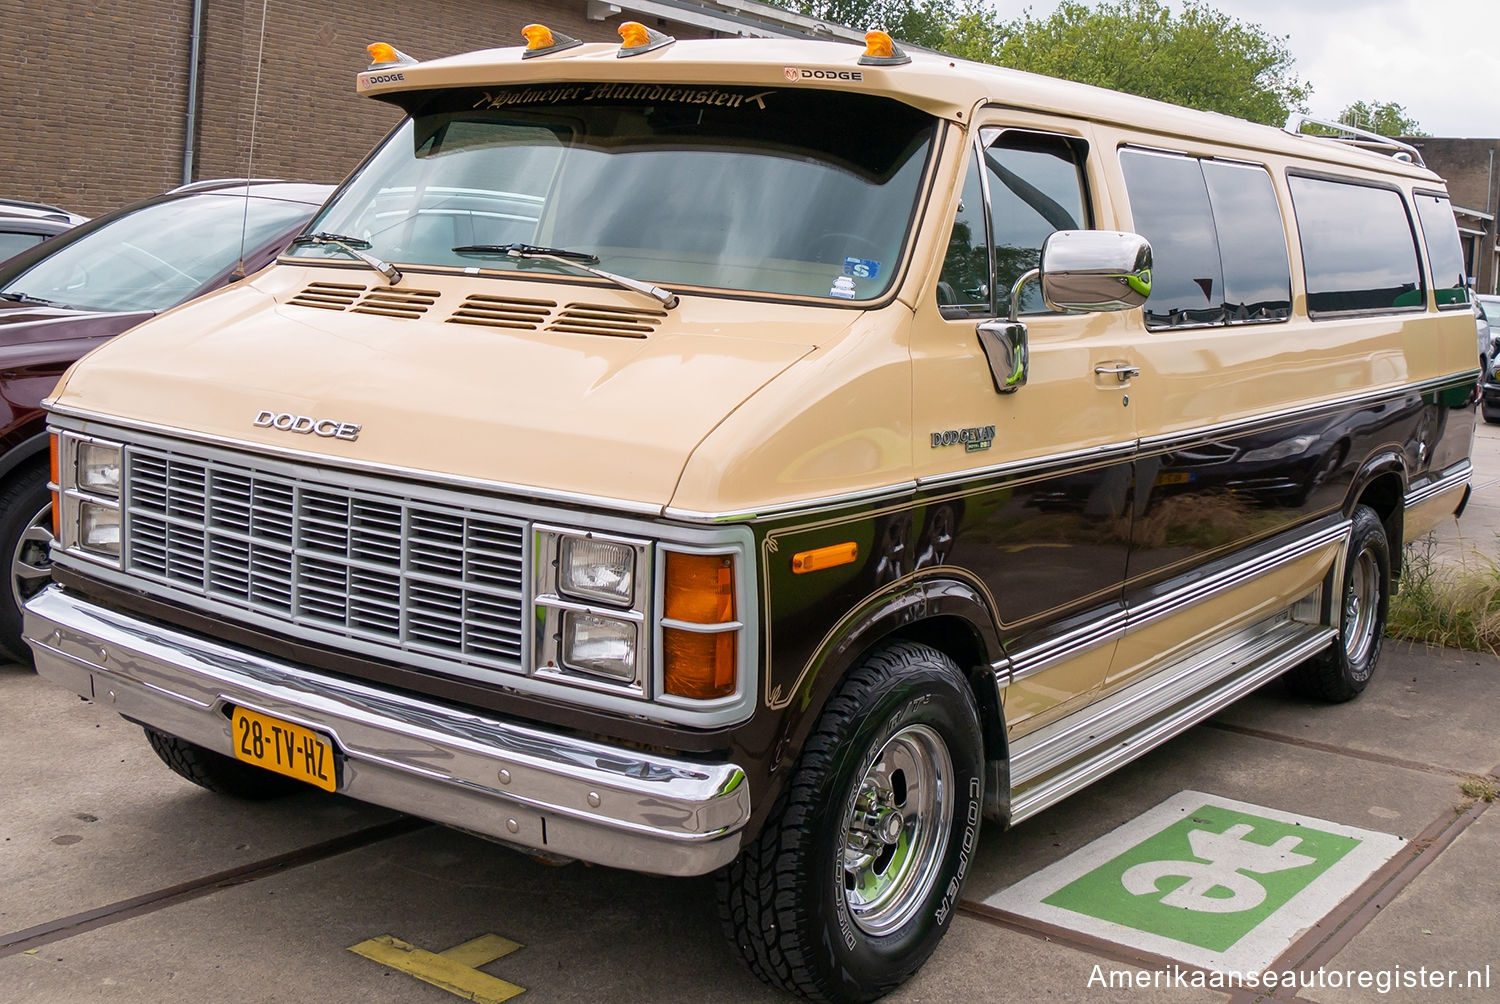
left=1284, top=114, right=1426, bottom=167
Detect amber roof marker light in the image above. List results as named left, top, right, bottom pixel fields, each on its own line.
left=522, top=24, right=582, bottom=59
left=365, top=42, right=418, bottom=69
left=617, top=21, right=675, bottom=57
left=858, top=29, right=911, bottom=66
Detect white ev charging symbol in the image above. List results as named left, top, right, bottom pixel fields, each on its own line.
left=1121, top=823, right=1317, bottom=913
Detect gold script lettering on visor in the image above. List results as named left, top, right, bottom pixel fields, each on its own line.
left=252, top=410, right=362, bottom=442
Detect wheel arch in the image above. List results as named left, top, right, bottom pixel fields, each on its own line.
left=762, top=571, right=1010, bottom=830
left=1345, top=450, right=1406, bottom=579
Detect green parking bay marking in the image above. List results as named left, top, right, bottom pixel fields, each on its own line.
left=986, top=791, right=1407, bottom=971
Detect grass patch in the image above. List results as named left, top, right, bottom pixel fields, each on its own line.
left=1386, top=534, right=1500, bottom=653
left=1460, top=775, right=1498, bottom=803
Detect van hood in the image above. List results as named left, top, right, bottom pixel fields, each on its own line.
left=51, top=268, right=834, bottom=508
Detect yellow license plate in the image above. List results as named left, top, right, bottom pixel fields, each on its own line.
left=231, top=707, right=337, bottom=792
left=1154, top=471, right=1193, bottom=486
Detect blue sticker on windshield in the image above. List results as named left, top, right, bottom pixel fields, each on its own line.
left=842, top=257, right=881, bottom=280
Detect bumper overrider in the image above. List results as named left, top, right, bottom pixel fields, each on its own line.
left=23, top=585, right=750, bottom=876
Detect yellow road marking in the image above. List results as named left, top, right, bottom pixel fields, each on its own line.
left=438, top=933, right=523, bottom=969
left=349, top=933, right=526, bottom=1002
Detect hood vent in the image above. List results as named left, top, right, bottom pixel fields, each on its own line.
left=350, top=286, right=441, bottom=319
left=287, top=282, right=365, bottom=310
left=545, top=304, right=667, bottom=339
left=446, top=294, right=558, bottom=331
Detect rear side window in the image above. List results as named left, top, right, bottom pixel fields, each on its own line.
left=1287, top=175, right=1424, bottom=316
left=1412, top=191, right=1470, bottom=308
left=1120, top=150, right=1292, bottom=329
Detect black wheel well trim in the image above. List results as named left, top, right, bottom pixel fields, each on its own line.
left=756, top=571, right=1010, bottom=834
left=0, top=430, right=49, bottom=485
left=1346, top=450, right=1406, bottom=579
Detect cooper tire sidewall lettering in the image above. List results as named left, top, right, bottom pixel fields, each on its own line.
left=811, top=671, right=984, bottom=994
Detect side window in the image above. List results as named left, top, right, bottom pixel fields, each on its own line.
left=937, top=149, right=991, bottom=316
left=982, top=131, right=1090, bottom=314
left=1201, top=161, right=1292, bottom=323
left=1119, top=149, right=1225, bottom=328
left=1287, top=175, right=1424, bottom=315
left=1412, top=191, right=1470, bottom=308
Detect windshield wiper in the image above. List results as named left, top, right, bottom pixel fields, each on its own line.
left=289, top=232, right=402, bottom=285
left=454, top=243, right=599, bottom=263
left=0, top=291, right=62, bottom=307
left=453, top=243, right=678, bottom=309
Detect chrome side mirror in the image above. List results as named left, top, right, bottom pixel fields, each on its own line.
left=1039, top=229, right=1153, bottom=313
left=974, top=230, right=1151, bottom=395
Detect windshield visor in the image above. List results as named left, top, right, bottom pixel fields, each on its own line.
left=290, top=85, right=939, bottom=302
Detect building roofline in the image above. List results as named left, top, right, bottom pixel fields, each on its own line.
left=599, top=0, right=865, bottom=42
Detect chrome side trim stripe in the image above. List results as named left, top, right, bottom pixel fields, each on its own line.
left=1000, top=517, right=1347, bottom=687
left=1008, top=619, right=1335, bottom=823
left=1124, top=518, right=1349, bottom=630
left=1404, top=460, right=1471, bottom=508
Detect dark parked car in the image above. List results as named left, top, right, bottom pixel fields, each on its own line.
left=0, top=199, right=87, bottom=263
left=1478, top=295, right=1500, bottom=424
left=0, top=179, right=330, bottom=661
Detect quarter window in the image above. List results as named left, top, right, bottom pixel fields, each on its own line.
left=1412, top=191, right=1470, bottom=308
left=1288, top=175, right=1424, bottom=316
left=937, top=152, right=991, bottom=316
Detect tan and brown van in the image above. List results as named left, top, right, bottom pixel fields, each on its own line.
left=27, top=26, right=1477, bottom=1001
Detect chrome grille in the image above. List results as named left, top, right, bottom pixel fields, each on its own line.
left=123, top=449, right=527, bottom=672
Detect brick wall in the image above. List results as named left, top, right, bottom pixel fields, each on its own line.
left=3, top=0, right=711, bottom=217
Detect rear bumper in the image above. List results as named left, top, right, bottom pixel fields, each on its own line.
left=24, top=585, right=750, bottom=876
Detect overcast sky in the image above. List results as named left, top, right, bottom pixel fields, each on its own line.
left=1006, top=0, right=1499, bottom=137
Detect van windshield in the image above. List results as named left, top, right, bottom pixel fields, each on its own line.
left=290, top=85, right=938, bottom=302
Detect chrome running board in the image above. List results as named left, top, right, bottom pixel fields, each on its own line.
left=1007, top=614, right=1335, bottom=824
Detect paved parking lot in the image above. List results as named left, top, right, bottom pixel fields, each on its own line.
left=3, top=426, right=1498, bottom=1003
left=3, top=639, right=1496, bottom=1002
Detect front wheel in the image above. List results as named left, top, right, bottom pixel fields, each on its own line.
left=1286, top=504, right=1389, bottom=702
left=717, top=642, right=985, bottom=1002
left=0, top=462, right=54, bottom=664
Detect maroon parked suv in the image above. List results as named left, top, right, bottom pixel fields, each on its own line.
left=0, top=179, right=330, bottom=662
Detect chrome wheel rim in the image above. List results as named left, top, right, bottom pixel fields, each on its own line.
left=1343, top=545, right=1380, bottom=667
left=11, top=502, right=53, bottom=614
left=840, top=723, right=953, bottom=936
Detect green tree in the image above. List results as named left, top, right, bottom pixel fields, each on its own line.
left=986, top=0, right=1311, bottom=126
left=762, top=0, right=966, bottom=49
left=1333, top=100, right=1427, bottom=137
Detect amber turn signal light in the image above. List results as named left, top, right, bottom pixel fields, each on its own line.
left=617, top=21, right=675, bottom=57
left=48, top=432, right=60, bottom=539
left=663, top=552, right=737, bottom=700
left=521, top=23, right=582, bottom=58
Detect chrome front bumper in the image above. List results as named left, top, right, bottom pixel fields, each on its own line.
left=24, top=585, right=750, bottom=876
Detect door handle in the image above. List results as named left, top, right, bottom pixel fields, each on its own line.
left=1094, top=363, right=1140, bottom=382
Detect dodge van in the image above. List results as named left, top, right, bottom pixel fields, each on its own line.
left=26, top=26, right=1477, bottom=1001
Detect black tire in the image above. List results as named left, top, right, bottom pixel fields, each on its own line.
left=145, top=726, right=303, bottom=800
left=1285, top=505, right=1388, bottom=702
left=1483, top=408, right=1500, bottom=426
left=0, top=461, right=54, bottom=665
left=716, top=642, right=985, bottom=1002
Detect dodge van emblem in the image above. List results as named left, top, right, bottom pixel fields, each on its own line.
left=253, top=410, right=361, bottom=442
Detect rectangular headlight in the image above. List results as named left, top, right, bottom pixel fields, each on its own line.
left=561, top=610, right=638, bottom=682
left=559, top=536, right=636, bottom=606
left=79, top=500, right=121, bottom=556
left=77, top=441, right=122, bottom=496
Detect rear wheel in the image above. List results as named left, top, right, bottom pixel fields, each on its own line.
left=0, top=462, right=54, bottom=664
left=1286, top=504, right=1388, bottom=702
left=717, top=642, right=984, bottom=1001
left=145, top=727, right=303, bottom=800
